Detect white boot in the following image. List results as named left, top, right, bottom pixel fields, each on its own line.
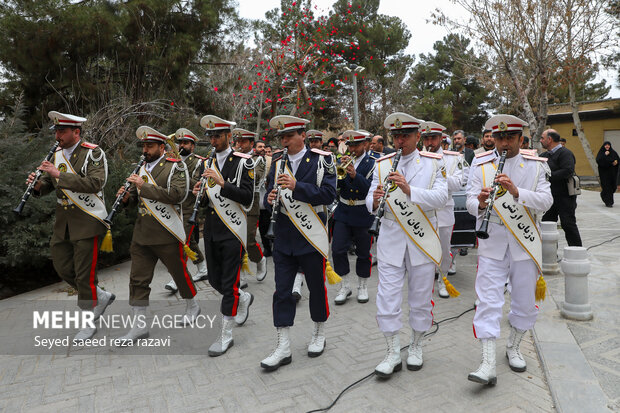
left=193, top=260, right=208, bottom=282
left=93, top=286, right=115, bottom=320
left=239, top=273, right=248, bottom=289
left=261, top=327, right=292, bottom=371
left=448, top=258, right=456, bottom=275
left=164, top=279, right=178, bottom=293
left=182, top=298, right=201, bottom=326
left=437, top=278, right=449, bottom=299
left=117, top=306, right=149, bottom=346
left=292, top=273, right=303, bottom=302
left=468, top=338, right=497, bottom=385
left=357, top=277, right=369, bottom=303
left=334, top=275, right=351, bottom=305
left=256, top=256, right=267, bottom=282
left=208, top=316, right=234, bottom=356
left=74, top=310, right=97, bottom=341
left=307, top=322, right=326, bottom=357
left=375, top=333, right=402, bottom=378
left=234, top=291, right=254, bottom=326
left=506, top=326, right=527, bottom=372
left=406, top=330, right=425, bottom=370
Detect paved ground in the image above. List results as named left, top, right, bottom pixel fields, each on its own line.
left=0, top=189, right=616, bottom=412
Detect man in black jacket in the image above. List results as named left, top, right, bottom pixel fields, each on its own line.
left=540, top=129, right=582, bottom=246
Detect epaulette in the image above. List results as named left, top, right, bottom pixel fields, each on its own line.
left=166, top=157, right=180, bottom=162
left=475, top=150, right=494, bottom=158
left=233, top=151, right=252, bottom=159
left=311, top=148, right=332, bottom=156
left=519, top=149, right=537, bottom=157
left=443, top=150, right=461, bottom=156
left=194, top=154, right=206, bottom=160
left=420, top=151, right=443, bottom=159
left=376, top=152, right=397, bottom=162
left=81, top=142, right=98, bottom=149
left=522, top=154, right=548, bottom=162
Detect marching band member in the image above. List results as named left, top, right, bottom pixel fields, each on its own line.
left=256, top=140, right=274, bottom=257
left=466, top=115, right=552, bottom=385
left=332, top=130, right=375, bottom=305
left=421, top=121, right=466, bottom=297
left=28, top=111, right=115, bottom=340
left=164, top=128, right=208, bottom=293
left=116, top=126, right=198, bottom=344
left=193, top=116, right=254, bottom=356
left=366, top=112, right=448, bottom=378
left=261, top=115, right=337, bottom=371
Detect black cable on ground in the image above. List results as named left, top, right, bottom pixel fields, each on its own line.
left=305, top=306, right=475, bottom=413
left=586, top=235, right=620, bottom=251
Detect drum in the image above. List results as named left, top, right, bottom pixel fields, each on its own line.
left=450, top=191, right=477, bottom=248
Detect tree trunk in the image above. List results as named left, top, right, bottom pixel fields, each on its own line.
left=255, top=96, right=263, bottom=135
left=568, top=81, right=599, bottom=177
left=504, top=60, right=540, bottom=147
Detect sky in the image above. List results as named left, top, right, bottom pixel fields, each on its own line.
left=238, top=0, right=620, bottom=99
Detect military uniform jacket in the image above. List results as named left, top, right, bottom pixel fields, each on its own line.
left=365, top=150, right=448, bottom=267
left=196, top=151, right=254, bottom=243
left=465, top=150, right=553, bottom=262
left=263, top=148, right=337, bottom=256
left=437, top=148, right=466, bottom=227
left=181, top=153, right=205, bottom=219
left=127, top=157, right=188, bottom=246
left=334, top=152, right=375, bottom=227
left=36, top=142, right=107, bottom=241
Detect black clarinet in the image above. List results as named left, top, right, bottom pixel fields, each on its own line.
left=103, top=155, right=146, bottom=226
left=188, top=150, right=216, bottom=226
left=368, top=149, right=403, bottom=236
left=14, top=141, right=60, bottom=215
left=265, top=148, right=288, bottom=240
left=475, top=150, right=508, bottom=239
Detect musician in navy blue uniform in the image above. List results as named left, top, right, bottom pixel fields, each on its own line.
left=260, top=115, right=337, bottom=371
left=332, top=130, right=376, bottom=305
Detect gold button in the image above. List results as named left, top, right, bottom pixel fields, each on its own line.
left=64, top=206, right=67, bottom=210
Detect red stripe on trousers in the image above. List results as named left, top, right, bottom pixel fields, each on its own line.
left=231, top=245, right=242, bottom=316
left=322, top=257, right=330, bottom=318
left=90, top=236, right=99, bottom=307
left=178, top=243, right=197, bottom=296
left=472, top=256, right=480, bottom=338
left=256, top=243, right=263, bottom=258
left=368, top=236, right=374, bottom=277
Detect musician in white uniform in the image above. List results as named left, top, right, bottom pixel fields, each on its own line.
left=366, top=113, right=448, bottom=378
left=466, top=114, right=552, bottom=385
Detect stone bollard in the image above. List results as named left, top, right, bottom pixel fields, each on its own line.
left=560, top=247, right=593, bottom=321
left=541, top=221, right=560, bottom=275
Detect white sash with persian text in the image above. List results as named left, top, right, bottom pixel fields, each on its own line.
left=276, top=160, right=330, bottom=258
left=204, top=161, right=247, bottom=249
left=54, top=150, right=109, bottom=227
left=138, top=166, right=186, bottom=244
left=482, top=162, right=542, bottom=272
left=377, top=158, right=442, bottom=265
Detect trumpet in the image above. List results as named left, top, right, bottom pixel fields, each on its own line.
left=166, top=133, right=181, bottom=159
left=265, top=148, right=288, bottom=240
left=188, top=150, right=216, bottom=226
left=336, top=155, right=356, bottom=179
left=14, top=141, right=60, bottom=215
left=103, top=155, right=146, bottom=226
left=475, top=150, right=508, bottom=239
left=368, top=149, right=403, bottom=236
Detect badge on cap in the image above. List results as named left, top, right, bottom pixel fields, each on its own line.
left=53, top=117, right=59, bottom=125
left=142, top=131, right=148, bottom=139
left=394, top=118, right=402, bottom=128
left=498, top=122, right=507, bottom=132
left=278, top=121, right=285, bottom=130
left=208, top=120, right=215, bottom=129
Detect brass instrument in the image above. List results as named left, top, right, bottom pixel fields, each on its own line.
left=475, top=150, right=508, bottom=239
left=14, top=141, right=60, bottom=215
left=336, top=155, right=356, bottom=180
left=166, top=133, right=181, bottom=159
left=368, top=149, right=403, bottom=236
left=265, top=148, right=288, bottom=240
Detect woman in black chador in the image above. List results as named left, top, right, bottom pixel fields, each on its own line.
left=596, top=141, right=620, bottom=207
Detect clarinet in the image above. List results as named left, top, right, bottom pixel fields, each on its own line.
left=188, top=150, right=216, bottom=226
left=475, top=150, right=508, bottom=239
left=368, top=149, right=403, bottom=236
left=103, top=155, right=146, bottom=226
left=265, top=148, right=288, bottom=240
left=14, top=141, right=60, bottom=215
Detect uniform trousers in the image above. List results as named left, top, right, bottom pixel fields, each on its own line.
left=438, top=226, right=454, bottom=275
left=51, top=231, right=100, bottom=310
left=473, top=248, right=538, bottom=338
left=257, top=209, right=272, bottom=256
left=376, top=251, right=435, bottom=334
left=184, top=222, right=205, bottom=264
left=205, top=237, right=243, bottom=316
left=541, top=195, right=582, bottom=246
left=129, top=242, right=197, bottom=306
left=331, top=220, right=372, bottom=279
left=272, top=249, right=329, bottom=327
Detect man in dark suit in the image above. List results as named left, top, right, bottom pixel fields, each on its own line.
left=540, top=129, right=582, bottom=246
left=452, top=129, right=475, bottom=165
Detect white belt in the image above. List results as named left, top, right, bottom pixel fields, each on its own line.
left=57, top=198, right=74, bottom=206
left=383, top=208, right=436, bottom=222
left=339, top=196, right=366, bottom=206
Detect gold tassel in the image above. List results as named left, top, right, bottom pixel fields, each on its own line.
left=535, top=275, right=547, bottom=302
left=325, top=260, right=342, bottom=285
left=184, top=244, right=197, bottom=261
left=442, top=276, right=460, bottom=297
left=100, top=229, right=114, bottom=253
left=241, top=252, right=253, bottom=275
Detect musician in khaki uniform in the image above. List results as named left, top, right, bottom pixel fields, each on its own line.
left=116, top=126, right=199, bottom=344
left=164, top=128, right=208, bottom=293
left=466, top=115, right=552, bottom=385
left=29, top=111, right=115, bottom=340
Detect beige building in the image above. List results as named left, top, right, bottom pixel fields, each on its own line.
left=545, top=98, right=620, bottom=176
